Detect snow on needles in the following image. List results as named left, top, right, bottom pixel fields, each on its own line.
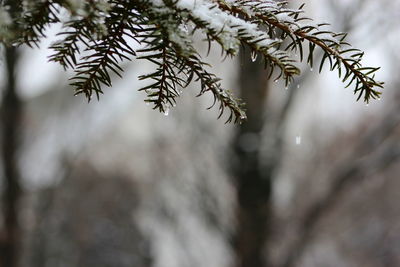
left=149, top=0, right=280, bottom=54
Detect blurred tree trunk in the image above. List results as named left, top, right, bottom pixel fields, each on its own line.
left=233, top=50, right=271, bottom=267
left=0, top=46, right=22, bottom=267
left=1, top=1, right=23, bottom=266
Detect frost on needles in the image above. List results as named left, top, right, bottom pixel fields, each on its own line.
left=1, top=0, right=383, bottom=123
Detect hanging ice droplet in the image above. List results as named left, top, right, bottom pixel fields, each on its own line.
left=285, top=86, right=288, bottom=90
left=297, top=84, right=300, bottom=89
left=310, top=67, right=313, bottom=72
left=164, top=107, right=170, bottom=116
left=146, top=102, right=150, bottom=106
left=274, top=79, right=279, bottom=83
left=365, top=103, right=369, bottom=107
left=251, top=51, right=257, bottom=62
left=295, top=135, right=301, bottom=145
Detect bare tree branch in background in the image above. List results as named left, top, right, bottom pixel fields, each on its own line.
left=279, top=1, right=399, bottom=264
left=281, top=92, right=400, bottom=267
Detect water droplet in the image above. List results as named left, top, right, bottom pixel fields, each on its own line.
left=285, top=86, right=288, bottom=90
left=164, top=107, right=170, bottom=116
left=274, top=79, right=279, bottom=83
left=297, top=84, right=300, bottom=89
left=295, top=135, right=301, bottom=145
left=365, top=104, right=369, bottom=107
left=310, top=68, right=313, bottom=72
left=251, top=51, right=257, bottom=62
left=146, top=102, right=150, bottom=106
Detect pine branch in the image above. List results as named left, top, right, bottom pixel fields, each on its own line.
left=138, top=44, right=188, bottom=114
left=59, top=1, right=139, bottom=99
left=183, top=53, right=247, bottom=123
left=1, top=0, right=384, bottom=123
left=218, top=0, right=383, bottom=102
left=164, top=0, right=300, bottom=85
left=136, top=4, right=246, bottom=122
left=20, top=0, right=61, bottom=46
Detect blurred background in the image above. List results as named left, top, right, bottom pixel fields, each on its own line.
left=0, top=0, right=399, bottom=266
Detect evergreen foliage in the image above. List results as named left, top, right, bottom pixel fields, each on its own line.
left=0, top=0, right=383, bottom=122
